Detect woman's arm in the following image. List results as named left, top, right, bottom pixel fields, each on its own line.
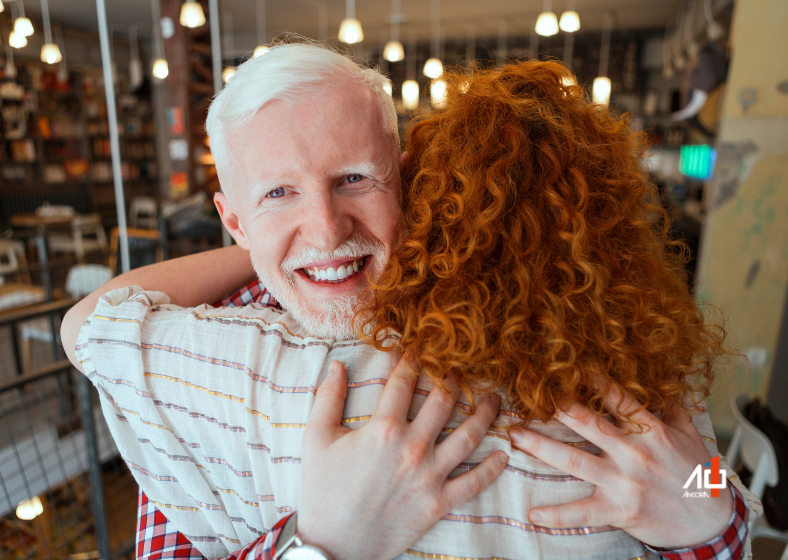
left=62, top=245, right=256, bottom=370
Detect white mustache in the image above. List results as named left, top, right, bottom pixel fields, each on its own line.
left=280, top=235, right=385, bottom=275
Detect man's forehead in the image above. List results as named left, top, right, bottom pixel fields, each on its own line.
left=226, top=81, right=396, bottom=182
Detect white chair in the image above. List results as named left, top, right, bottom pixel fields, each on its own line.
left=129, top=196, right=158, bottom=230
left=48, top=213, right=108, bottom=263
left=727, top=394, right=788, bottom=558
left=19, top=264, right=114, bottom=373
left=0, top=238, right=28, bottom=285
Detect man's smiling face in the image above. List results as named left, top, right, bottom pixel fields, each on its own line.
left=214, top=79, right=404, bottom=339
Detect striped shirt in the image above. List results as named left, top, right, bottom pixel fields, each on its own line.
left=77, top=286, right=762, bottom=560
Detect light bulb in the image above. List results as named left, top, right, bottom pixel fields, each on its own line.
left=383, top=40, right=404, bottom=62
left=559, top=10, right=580, bottom=32
left=253, top=45, right=270, bottom=58
left=41, top=43, right=62, bottom=64
left=14, top=17, right=33, bottom=37
left=179, top=1, right=206, bottom=28
left=338, top=18, right=364, bottom=44
left=152, top=59, right=169, bottom=79
left=423, top=58, right=443, bottom=79
left=383, top=82, right=392, bottom=96
left=430, top=79, right=447, bottom=109
left=16, top=497, right=43, bottom=521
left=0, top=1, right=4, bottom=13
left=222, top=67, right=236, bottom=83
left=402, top=80, right=419, bottom=110
left=535, top=12, right=559, bottom=36
left=9, top=31, right=27, bottom=49
left=592, top=76, right=611, bottom=106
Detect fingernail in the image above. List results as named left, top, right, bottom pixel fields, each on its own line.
left=498, top=452, right=509, bottom=466
left=530, top=511, right=544, bottom=525
left=491, top=394, right=501, bottom=407
left=509, top=430, right=529, bottom=444
left=327, top=361, right=338, bottom=376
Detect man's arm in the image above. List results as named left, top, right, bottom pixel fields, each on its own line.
left=61, top=245, right=256, bottom=371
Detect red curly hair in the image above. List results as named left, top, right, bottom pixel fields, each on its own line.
left=358, top=60, right=727, bottom=424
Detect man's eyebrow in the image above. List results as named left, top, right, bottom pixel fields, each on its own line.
left=337, top=161, right=385, bottom=177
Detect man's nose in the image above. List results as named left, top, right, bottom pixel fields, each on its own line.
left=301, top=192, right=354, bottom=252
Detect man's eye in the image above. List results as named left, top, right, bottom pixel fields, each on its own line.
left=266, top=187, right=286, bottom=198
left=346, top=174, right=364, bottom=184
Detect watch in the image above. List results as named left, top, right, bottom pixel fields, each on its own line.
left=273, top=513, right=333, bottom=560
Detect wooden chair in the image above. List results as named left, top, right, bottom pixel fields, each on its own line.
left=108, top=227, right=162, bottom=273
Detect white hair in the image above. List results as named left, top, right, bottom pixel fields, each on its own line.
left=205, top=41, right=399, bottom=195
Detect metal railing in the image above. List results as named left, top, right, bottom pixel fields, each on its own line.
left=0, top=300, right=136, bottom=560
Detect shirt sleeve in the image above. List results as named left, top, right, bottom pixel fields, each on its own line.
left=137, top=489, right=293, bottom=560
left=645, top=483, right=749, bottom=560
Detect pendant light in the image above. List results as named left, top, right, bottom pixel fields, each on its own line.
left=383, top=0, right=404, bottom=62
left=13, top=1, right=33, bottom=37
left=592, top=13, right=612, bottom=106
left=129, top=27, right=143, bottom=88
left=3, top=18, right=17, bottom=78
left=55, top=24, right=68, bottom=82
left=180, top=1, right=206, bottom=28
left=253, top=0, right=269, bottom=57
left=402, top=31, right=419, bottom=110
left=430, top=79, right=447, bottom=108
left=535, top=0, right=559, bottom=37
left=0, top=2, right=4, bottom=13
left=9, top=31, right=26, bottom=48
left=423, top=0, right=442, bottom=78
left=559, top=0, right=580, bottom=32
left=151, top=0, right=168, bottom=79
left=39, top=0, right=62, bottom=64
left=338, top=0, right=363, bottom=44
left=16, top=497, right=44, bottom=521
left=222, top=11, right=235, bottom=84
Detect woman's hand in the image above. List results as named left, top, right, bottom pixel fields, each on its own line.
left=298, top=356, right=508, bottom=560
left=509, top=386, right=734, bottom=549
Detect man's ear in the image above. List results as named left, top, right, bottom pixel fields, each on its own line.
left=214, top=192, right=250, bottom=250
left=400, top=151, right=410, bottom=169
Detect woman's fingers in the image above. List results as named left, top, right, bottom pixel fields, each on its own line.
left=602, top=385, right=658, bottom=431
left=305, top=361, right=351, bottom=447
left=441, top=450, right=509, bottom=511
left=554, top=402, right=624, bottom=454
left=509, top=428, right=609, bottom=487
left=527, top=496, right=611, bottom=529
left=411, top=376, right=461, bottom=443
left=433, top=393, right=501, bottom=476
left=374, top=352, right=420, bottom=421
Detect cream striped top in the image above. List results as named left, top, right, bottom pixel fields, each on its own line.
left=75, top=287, right=760, bottom=560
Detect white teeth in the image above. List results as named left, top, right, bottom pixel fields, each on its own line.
left=304, top=258, right=365, bottom=283
left=352, top=260, right=359, bottom=272
left=336, top=265, right=348, bottom=279
left=326, top=267, right=338, bottom=281
left=319, top=269, right=327, bottom=281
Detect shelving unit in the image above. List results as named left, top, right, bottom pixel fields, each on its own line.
left=0, top=61, right=157, bottom=228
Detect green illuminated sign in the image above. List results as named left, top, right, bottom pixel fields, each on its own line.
left=679, top=145, right=717, bottom=180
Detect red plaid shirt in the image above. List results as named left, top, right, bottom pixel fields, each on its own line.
left=135, top=280, right=750, bottom=560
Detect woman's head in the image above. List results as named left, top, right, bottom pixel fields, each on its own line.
left=359, top=59, right=726, bottom=424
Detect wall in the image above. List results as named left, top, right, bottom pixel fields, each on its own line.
left=696, top=0, right=788, bottom=432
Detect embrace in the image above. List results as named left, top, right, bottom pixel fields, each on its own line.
left=62, top=43, right=760, bottom=560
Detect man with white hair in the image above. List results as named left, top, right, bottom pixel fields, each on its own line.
left=63, top=43, right=755, bottom=560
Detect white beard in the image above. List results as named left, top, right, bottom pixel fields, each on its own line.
left=252, top=235, right=386, bottom=341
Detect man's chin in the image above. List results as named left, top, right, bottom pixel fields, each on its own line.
left=287, top=303, right=358, bottom=341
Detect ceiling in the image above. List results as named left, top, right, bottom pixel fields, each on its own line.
left=17, top=0, right=682, bottom=48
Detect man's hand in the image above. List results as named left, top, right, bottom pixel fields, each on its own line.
left=509, top=386, right=734, bottom=549
left=298, top=356, right=508, bottom=560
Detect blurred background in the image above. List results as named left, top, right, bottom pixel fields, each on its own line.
left=0, top=0, right=785, bottom=558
